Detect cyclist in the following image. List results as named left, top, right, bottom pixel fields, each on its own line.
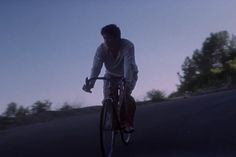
left=83, top=24, right=138, bottom=133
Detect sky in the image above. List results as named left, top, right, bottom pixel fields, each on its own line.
left=1, top=0, right=236, bottom=113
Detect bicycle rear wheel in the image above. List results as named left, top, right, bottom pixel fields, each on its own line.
left=100, top=99, right=115, bottom=157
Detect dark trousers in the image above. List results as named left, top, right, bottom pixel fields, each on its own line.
left=103, top=73, right=136, bottom=128
left=120, top=95, right=136, bottom=127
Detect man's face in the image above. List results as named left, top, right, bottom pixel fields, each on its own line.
left=102, top=34, right=119, bottom=49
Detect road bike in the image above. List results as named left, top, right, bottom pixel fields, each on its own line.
left=83, top=76, right=132, bottom=157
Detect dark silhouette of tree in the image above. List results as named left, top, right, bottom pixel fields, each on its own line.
left=179, top=56, right=199, bottom=92
left=16, top=106, right=30, bottom=117
left=229, top=35, right=236, bottom=58
left=31, top=100, right=52, bottom=114
left=4, top=102, right=18, bottom=117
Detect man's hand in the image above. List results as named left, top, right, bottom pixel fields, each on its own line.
left=82, top=77, right=93, bottom=93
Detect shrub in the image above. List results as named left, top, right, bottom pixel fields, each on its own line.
left=146, top=89, right=166, bottom=102
left=59, top=103, right=74, bottom=111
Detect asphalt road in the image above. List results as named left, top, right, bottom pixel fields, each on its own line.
left=0, top=89, right=236, bottom=157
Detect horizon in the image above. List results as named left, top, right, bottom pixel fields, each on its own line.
left=1, top=0, right=236, bottom=113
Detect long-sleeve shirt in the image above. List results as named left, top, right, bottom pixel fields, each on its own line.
left=90, top=38, right=138, bottom=91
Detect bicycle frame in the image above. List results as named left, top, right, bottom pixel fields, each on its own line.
left=84, top=76, right=131, bottom=157
left=88, top=76, right=126, bottom=127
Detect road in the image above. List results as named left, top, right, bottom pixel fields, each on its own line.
left=0, top=89, right=236, bottom=157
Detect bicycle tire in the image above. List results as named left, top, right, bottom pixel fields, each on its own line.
left=120, top=130, right=132, bottom=145
left=118, top=88, right=132, bottom=145
left=100, top=99, right=115, bottom=157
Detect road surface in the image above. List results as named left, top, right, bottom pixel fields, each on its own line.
left=0, top=89, right=236, bottom=157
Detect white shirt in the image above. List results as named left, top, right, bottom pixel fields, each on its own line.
left=90, top=38, right=138, bottom=90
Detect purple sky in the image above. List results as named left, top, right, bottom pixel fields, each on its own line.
left=1, top=0, right=236, bottom=113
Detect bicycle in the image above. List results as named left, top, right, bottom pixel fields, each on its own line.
left=83, top=76, right=133, bottom=157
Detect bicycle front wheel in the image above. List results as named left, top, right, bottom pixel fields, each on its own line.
left=100, top=100, right=115, bottom=157
left=121, top=131, right=132, bottom=145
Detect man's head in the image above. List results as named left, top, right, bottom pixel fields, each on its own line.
left=101, top=24, right=121, bottom=49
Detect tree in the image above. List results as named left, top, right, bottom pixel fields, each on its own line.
left=226, top=57, right=236, bottom=83
left=177, top=31, right=236, bottom=93
left=15, top=106, right=30, bottom=117
left=31, top=100, right=52, bottom=114
left=201, top=31, right=232, bottom=85
left=4, top=102, right=18, bottom=117
left=229, top=35, right=236, bottom=58
left=227, top=58, right=236, bottom=70
left=179, top=56, right=198, bottom=92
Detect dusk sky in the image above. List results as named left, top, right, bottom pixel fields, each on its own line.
left=1, top=0, right=236, bottom=113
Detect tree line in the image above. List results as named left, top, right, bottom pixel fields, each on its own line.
left=2, top=100, right=79, bottom=118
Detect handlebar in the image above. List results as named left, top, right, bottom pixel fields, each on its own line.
left=83, top=76, right=126, bottom=93
left=88, top=77, right=125, bottom=82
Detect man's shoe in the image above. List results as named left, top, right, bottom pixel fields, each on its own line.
left=123, top=126, right=135, bottom=133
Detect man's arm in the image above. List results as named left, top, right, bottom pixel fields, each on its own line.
left=89, top=45, right=104, bottom=88
left=124, top=44, right=138, bottom=94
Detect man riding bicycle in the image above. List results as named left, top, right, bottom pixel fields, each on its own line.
left=83, top=24, right=138, bottom=133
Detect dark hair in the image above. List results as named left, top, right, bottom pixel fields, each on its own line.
left=101, top=24, right=121, bottom=39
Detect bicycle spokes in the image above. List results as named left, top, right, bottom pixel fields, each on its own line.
left=100, top=104, right=115, bottom=157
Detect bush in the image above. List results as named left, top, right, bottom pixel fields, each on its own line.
left=146, top=89, right=166, bottom=102
left=59, top=103, right=74, bottom=111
